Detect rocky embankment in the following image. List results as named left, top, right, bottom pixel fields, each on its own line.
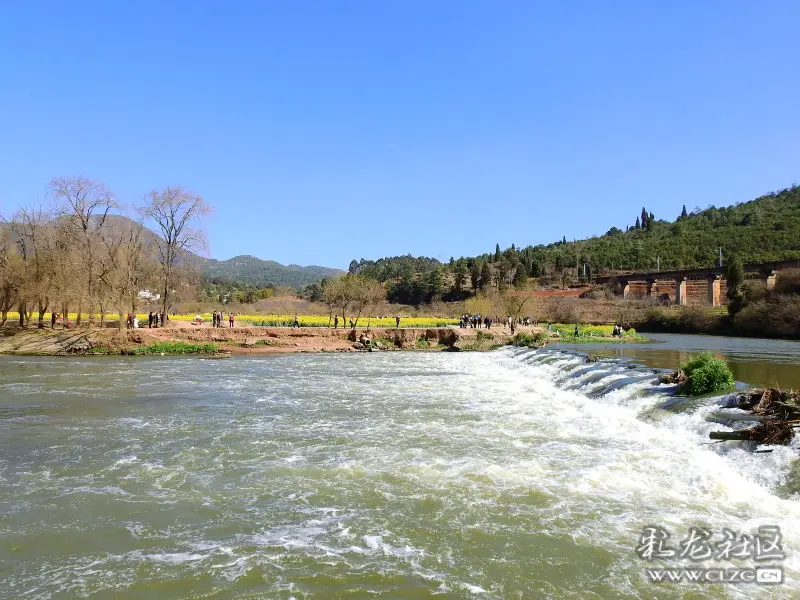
left=0, top=325, right=509, bottom=356
left=0, top=328, right=99, bottom=355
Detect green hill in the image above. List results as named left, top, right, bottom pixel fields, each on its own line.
left=514, top=185, right=800, bottom=275
left=202, top=255, right=344, bottom=288
left=349, top=186, right=800, bottom=302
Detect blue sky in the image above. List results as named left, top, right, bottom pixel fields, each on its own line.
left=1, top=1, right=799, bottom=268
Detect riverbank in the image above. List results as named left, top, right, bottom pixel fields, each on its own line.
left=635, top=298, right=800, bottom=340
left=0, top=324, right=515, bottom=356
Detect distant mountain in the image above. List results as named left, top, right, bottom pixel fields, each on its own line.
left=2, top=214, right=343, bottom=289
left=202, top=255, right=344, bottom=288
left=102, top=216, right=344, bottom=287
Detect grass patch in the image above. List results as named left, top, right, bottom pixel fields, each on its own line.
left=133, top=341, right=220, bottom=355
left=510, top=332, right=547, bottom=348
left=415, top=337, right=431, bottom=349
left=550, top=323, right=649, bottom=343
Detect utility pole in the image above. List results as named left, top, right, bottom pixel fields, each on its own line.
left=656, top=256, right=661, bottom=271
left=719, top=247, right=723, bottom=268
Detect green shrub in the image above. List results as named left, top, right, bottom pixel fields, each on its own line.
left=476, top=330, right=495, bottom=341
left=134, top=341, right=220, bottom=355
left=510, top=332, right=547, bottom=348
left=679, top=352, right=735, bottom=396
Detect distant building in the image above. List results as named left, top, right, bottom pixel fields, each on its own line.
left=137, top=289, right=161, bottom=301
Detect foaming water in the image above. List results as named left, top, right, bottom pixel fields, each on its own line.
left=0, top=352, right=798, bottom=599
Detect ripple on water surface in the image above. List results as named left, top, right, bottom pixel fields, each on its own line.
left=0, top=352, right=799, bottom=599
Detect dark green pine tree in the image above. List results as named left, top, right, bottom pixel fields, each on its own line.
left=725, top=253, right=746, bottom=317
left=494, top=243, right=501, bottom=262
left=470, top=261, right=481, bottom=290
left=680, top=204, right=688, bottom=219
left=641, top=207, right=648, bottom=228
left=512, top=266, right=527, bottom=288
left=452, top=261, right=467, bottom=293
left=480, top=261, right=492, bottom=291
left=635, top=216, right=641, bottom=229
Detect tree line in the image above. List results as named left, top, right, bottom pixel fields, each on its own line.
left=334, top=186, right=800, bottom=306
left=0, top=176, right=210, bottom=328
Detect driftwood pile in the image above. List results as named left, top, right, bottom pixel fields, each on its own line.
left=710, top=388, right=800, bottom=446
left=660, top=369, right=687, bottom=386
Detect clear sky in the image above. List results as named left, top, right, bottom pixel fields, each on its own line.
left=1, top=1, right=799, bottom=269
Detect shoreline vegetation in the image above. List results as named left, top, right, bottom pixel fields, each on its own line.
left=0, top=318, right=650, bottom=356
left=3, top=178, right=800, bottom=349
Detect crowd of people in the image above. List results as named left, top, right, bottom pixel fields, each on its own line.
left=209, top=311, right=236, bottom=328
left=459, top=314, right=534, bottom=332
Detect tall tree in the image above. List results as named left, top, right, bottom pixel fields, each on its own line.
left=51, top=176, right=118, bottom=327
left=494, top=243, right=501, bottom=262
left=479, top=262, right=492, bottom=291
left=350, top=276, right=384, bottom=328
left=512, top=265, right=527, bottom=288
left=424, top=267, right=444, bottom=301
left=9, top=206, right=56, bottom=328
left=469, top=261, right=481, bottom=290
left=452, top=261, right=467, bottom=293
left=100, top=216, right=152, bottom=331
left=725, top=253, right=746, bottom=317
left=142, top=187, right=210, bottom=321
left=0, top=222, right=22, bottom=326
left=680, top=204, right=688, bottom=219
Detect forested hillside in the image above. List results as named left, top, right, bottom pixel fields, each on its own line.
left=345, top=186, right=800, bottom=304
left=514, top=185, right=800, bottom=275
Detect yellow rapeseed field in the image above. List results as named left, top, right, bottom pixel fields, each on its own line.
left=4, top=311, right=459, bottom=328
left=176, top=314, right=460, bottom=328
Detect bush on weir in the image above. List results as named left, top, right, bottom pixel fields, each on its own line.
left=679, top=352, right=735, bottom=396
left=511, top=332, right=547, bottom=348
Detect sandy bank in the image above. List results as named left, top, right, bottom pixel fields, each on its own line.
left=0, top=324, right=517, bottom=356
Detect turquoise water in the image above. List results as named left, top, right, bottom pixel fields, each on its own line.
left=1, top=350, right=799, bottom=599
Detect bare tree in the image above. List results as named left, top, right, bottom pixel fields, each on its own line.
left=322, top=279, right=339, bottom=327
left=9, top=206, right=56, bottom=328
left=142, top=187, right=210, bottom=322
left=503, top=289, right=534, bottom=323
left=350, top=276, right=384, bottom=328
left=0, top=226, right=21, bottom=326
left=49, top=219, right=80, bottom=329
left=51, top=177, right=118, bottom=328
left=100, top=215, right=152, bottom=331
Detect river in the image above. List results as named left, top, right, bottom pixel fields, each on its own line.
left=555, top=332, right=800, bottom=389
left=1, top=335, right=799, bottom=599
